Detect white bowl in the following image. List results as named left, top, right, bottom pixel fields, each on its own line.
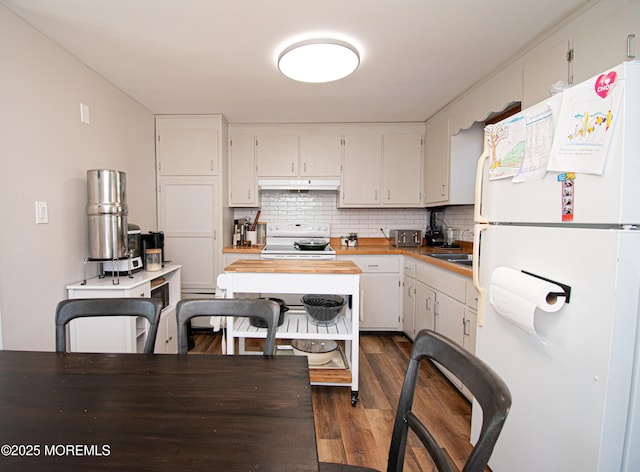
left=291, top=339, right=338, bottom=366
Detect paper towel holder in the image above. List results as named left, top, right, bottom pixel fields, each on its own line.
left=521, top=270, right=572, bottom=303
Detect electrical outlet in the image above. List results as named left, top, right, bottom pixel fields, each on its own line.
left=35, top=201, right=48, bottom=224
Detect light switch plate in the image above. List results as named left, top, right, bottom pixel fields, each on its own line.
left=80, top=102, right=90, bottom=124
left=35, top=201, right=48, bottom=224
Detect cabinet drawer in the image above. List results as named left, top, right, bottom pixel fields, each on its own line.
left=402, top=257, right=416, bottom=278
left=341, top=255, right=400, bottom=273
left=416, top=261, right=466, bottom=303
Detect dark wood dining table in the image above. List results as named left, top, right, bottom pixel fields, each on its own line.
left=0, top=350, right=319, bottom=471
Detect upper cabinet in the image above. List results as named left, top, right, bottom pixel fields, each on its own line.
left=382, top=134, right=423, bottom=206
left=423, top=113, right=449, bottom=205
left=571, top=0, right=638, bottom=84
left=340, top=134, right=383, bottom=206
left=156, top=116, right=220, bottom=176
left=521, top=0, right=638, bottom=108
left=340, top=127, right=424, bottom=208
left=228, top=134, right=258, bottom=207
left=230, top=126, right=343, bottom=179
left=299, top=134, right=342, bottom=177
left=256, top=134, right=299, bottom=177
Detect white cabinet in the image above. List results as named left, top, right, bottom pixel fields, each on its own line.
left=158, top=177, right=218, bottom=290
left=341, top=131, right=424, bottom=208
left=340, top=134, right=382, bottom=206
left=523, top=39, right=572, bottom=108
left=413, top=258, right=477, bottom=399
left=402, top=258, right=416, bottom=339
left=155, top=115, right=229, bottom=293
left=229, top=134, right=258, bottom=207
left=414, top=280, right=436, bottom=336
left=156, top=117, right=220, bottom=176
left=572, top=3, right=638, bottom=83
left=231, top=127, right=342, bottom=180
left=66, top=265, right=181, bottom=354
left=382, top=134, right=423, bottom=206
left=256, top=134, right=299, bottom=177
left=424, top=113, right=449, bottom=205
left=155, top=308, right=179, bottom=354
left=340, top=255, right=401, bottom=331
left=299, top=134, right=342, bottom=177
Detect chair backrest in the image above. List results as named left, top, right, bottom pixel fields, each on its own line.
left=387, top=329, right=511, bottom=472
left=55, top=298, right=163, bottom=354
left=176, top=299, right=280, bottom=355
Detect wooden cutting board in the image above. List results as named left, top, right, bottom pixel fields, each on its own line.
left=224, top=259, right=362, bottom=274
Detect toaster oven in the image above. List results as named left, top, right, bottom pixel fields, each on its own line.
left=390, top=229, right=423, bottom=247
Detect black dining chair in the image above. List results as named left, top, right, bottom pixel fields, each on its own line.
left=55, top=298, right=163, bottom=354
left=176, top=299, right=280, bottom=355
left=320, top=329, right=512, bottom=472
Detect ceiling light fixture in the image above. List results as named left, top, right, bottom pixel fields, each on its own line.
left=277, top=38, right=360, bottom=83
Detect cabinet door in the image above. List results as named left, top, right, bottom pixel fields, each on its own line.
left=256, top=135, right=298, bottom=177
left=156, top=118, right=218, bottom=176
left=158, top=177, right=217, bottom=290
left=299, top=134, right=342, bottom=177
left=523, top=39, right=571, bottom=108
left=341, top=134, right=382, bottom=206
left=402, top=275, right=416, bottom=340
left=573, top=3, right=639, bottom=84
left=424, top=113, right=449, bottom=205
left=434, top=292, right=465, bottom=389
left=415, top=281, right=435, bottom=334
left=229, top=134, right=258, bottom=207
left=463, top=308, right=477, bottom=355
left=359, top=273, right=401, bottom=330
left=382, top=134, right=423, bottom=206
left=155, top=309, right=178, bottom=354
left=434, top=291, right=465, bottom=348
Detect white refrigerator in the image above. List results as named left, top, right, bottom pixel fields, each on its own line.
left=472, top=61, right=640, bottom=471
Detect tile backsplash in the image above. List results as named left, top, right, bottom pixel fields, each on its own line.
left=233, top=191, right=475, bottom=241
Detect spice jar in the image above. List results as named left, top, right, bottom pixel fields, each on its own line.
left=145, top=248, right=162, bottom=271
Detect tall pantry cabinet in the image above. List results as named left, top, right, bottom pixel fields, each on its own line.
left=155, top=115, right=232, bottom=293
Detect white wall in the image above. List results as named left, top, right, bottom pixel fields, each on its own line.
left=0, top=6, right=157, bottom=351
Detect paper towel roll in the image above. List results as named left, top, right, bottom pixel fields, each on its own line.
left=489, top=267, right=566, bottom=340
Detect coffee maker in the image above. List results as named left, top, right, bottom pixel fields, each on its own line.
left=425, top=207, right=445, bottom=247
left=141, top=231, right=165, bottom=269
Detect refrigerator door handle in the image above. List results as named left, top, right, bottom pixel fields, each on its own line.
left=474, top=133, right=490, bottom=224
left=473, top=223, right=489, bottom=326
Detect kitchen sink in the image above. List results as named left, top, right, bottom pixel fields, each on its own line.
left=422, top=252, right=473, bottom=266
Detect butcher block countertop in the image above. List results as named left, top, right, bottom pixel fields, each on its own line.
left=224, top=259, right=362, bottom=274
left=223, top=238, right=472, bottom=277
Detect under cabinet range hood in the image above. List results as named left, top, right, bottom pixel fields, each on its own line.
left=258, top=179, right=340, bottom=191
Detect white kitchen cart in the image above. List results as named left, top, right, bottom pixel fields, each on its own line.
left=218, top=259, right=361, bottom=406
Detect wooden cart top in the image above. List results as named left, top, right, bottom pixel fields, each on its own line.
left=224, top=259, right=362, bottom=274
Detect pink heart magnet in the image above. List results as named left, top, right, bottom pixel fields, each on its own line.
left=595, top=71, right=617, bottom=98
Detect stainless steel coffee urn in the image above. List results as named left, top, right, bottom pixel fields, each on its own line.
left=86, top=169, right=128, bottom=260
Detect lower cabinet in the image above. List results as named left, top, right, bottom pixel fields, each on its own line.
left=411, top=257, right=478, bottom=400
left=414, top=280, right=436, bottom=336
left=66, top=265, right=181, bottom=354
left=339, top=255, right=402, bottom=331
left=155, top=309, right=179, bottom=353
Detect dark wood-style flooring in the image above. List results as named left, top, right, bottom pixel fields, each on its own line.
left=192, top=331, right=477, bottom=472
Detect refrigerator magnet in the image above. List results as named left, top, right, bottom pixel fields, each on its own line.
left=559, top=173, right=575, bottom=221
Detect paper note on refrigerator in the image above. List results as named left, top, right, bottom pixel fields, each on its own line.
left=547, top=70, right=624, bottom=175
left=512, top=98, right=560, bottom=182
left=487, top=114, right=526, bottom=180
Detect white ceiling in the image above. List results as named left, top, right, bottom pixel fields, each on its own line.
left=2, top=0, right=588, bottom=123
